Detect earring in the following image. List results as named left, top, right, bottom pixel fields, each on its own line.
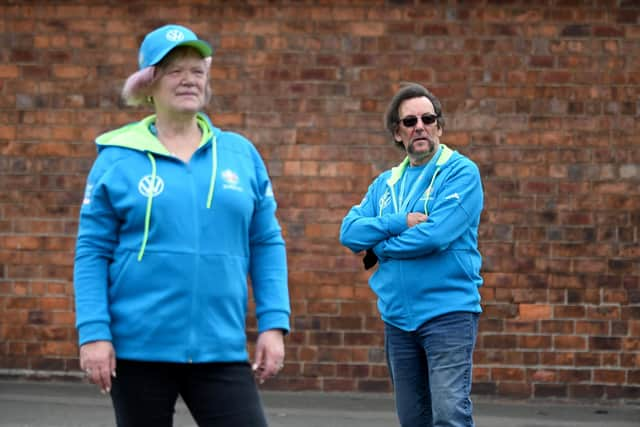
left=146, top=96, right=153, bottom=104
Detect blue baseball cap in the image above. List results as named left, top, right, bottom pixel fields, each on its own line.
left=138, top=24, right=213, bottom=69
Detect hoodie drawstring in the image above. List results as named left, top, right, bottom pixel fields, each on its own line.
left=138, top=152, right=157, bottom=261
left=422, top=145, right=454, bottom=216
left=422, top=168, right=440, bottom=216
left=206, top=134, right=217, bottom=208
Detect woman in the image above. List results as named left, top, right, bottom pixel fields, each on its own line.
left=74, top=24, right=290, bottom=426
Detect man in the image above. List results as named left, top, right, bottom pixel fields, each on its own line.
left=340, top=83, right=484, bottom=427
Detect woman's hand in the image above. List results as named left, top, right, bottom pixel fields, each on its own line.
left=252, top=329, right=285, bottom=384
left=80, top=340, right=116, bottom=394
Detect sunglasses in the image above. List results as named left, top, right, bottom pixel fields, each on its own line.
left=399, top=114, right=439, bottom=128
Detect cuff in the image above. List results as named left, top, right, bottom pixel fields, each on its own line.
left=78, top=321, right=112, bottom=346
left=386, top=213, right=407, bottom=236
left=257, top=311, right=290, bottom=335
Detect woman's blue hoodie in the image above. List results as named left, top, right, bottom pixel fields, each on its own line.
left=74, top=113, right=290, bottom=363
left=340, top=145, right=483, bottom=331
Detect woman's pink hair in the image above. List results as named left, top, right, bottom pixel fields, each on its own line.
left=121, top=66, right=157, bottom=106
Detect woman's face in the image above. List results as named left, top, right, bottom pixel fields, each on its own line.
left=151, top=47, right=209, bottom=115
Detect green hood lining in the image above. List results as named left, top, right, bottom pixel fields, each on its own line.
left=386, top=144, right=454, bottom=216
left=96, top=113, right=214, bottom=155
left=387, top=144, right=454, bottom=186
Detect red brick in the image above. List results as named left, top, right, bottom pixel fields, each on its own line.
left=0, top=65, right=19, bottom=78
left=307, top=332, right=342, bottom=346
left=316, top=347, right=350, bottom=363
left=483, top=335, right=517, bottom=349
left=302, top=363, right=336, bottom=377
left=505, top=320, right=538, bottom=333
left=497, top=382, right=531, bottom=399
left=519, top=335, right=551, bottom=349
left=623, top=337, right=640, bottom=352
left=335, top=363, right=369, bottom=378
left=519, top=304, right=552, bottom=320
left=590, top=337, right=622, bottom=351
left=554, top=305, right=586, bottom=319
left=473, top=367, right=490, bottom=381
left=530, top=369, right=556, bottom=382
left=557, top=369, right=591, bottom=383
left=542, top=351, right=576, bottom=366
left=586, top=306, right=621, bottom=320
left=492, top=367, right=525, bottom=381
left=554, top=335, right=587, bottom=350
left=540, top=320, right=574, bottom=334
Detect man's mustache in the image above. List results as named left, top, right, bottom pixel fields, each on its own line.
left=408, top=137, right=435, bottom=154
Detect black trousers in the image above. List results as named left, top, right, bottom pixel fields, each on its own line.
left=110, top=359, right=268, bottom=427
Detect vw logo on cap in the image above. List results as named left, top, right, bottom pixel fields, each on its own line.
left=165, top=29, right=185, bottom=42
left=137, top=24, right=213, bottom=69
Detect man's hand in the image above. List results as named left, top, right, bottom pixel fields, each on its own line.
left=80, top=340, right=116, bottom=394
left=407, top=212, right=428, bottom=227
left=252, top=329, right=285, bottom=384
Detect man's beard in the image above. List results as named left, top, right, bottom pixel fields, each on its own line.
left=407, top=138, right=436, bottom=162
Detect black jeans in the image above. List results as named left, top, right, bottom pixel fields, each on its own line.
left=110, top=359, right=268, bottom=427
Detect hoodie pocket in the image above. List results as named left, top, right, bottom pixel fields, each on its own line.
left=452, top=250, right=481, bottom=283
left=108, top=252, right=195, bottom=344
left=108, top=250, right=134, bottom=295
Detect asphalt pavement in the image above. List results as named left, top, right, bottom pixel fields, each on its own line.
left=1, top=379, right=639, bottom=427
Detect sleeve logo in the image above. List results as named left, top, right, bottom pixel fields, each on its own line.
left=265, top=182, right=274, bottom=198
left=82, top=184, right=94, bottom=205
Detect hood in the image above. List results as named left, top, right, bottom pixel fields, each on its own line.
left=95, top=112, right=216, bottom=154
left=386, top=144, right=456, bottom=187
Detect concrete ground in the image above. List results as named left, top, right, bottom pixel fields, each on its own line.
left=1, top=379, right=639, bottom=427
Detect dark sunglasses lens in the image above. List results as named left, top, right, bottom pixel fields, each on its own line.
left=400, top=115, right=437, bottom=127
left=422, top=114, right=437, bottom=124
left=401, top=116, right=418, bottom=127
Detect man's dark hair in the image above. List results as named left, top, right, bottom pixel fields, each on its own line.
left=384, top=83, right=445, bottom=150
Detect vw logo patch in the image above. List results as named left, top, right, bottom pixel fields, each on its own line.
left=138, top=175, right=165, bottom=198
left=166, top=29, right=185, bottom=42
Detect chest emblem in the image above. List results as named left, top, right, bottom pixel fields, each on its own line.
left=221, top=169, right=243, bottom=192
left=379, top=190, right=391, bottom=212
left=138, top=175, right=165, bottom=197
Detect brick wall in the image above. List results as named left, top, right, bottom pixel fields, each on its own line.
left=1, top=1, right=638, bottom=403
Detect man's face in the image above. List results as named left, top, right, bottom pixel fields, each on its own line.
left=394, top=96, right=442, bottom=166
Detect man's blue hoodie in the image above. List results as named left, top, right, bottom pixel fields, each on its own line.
left=74, top=113, right=290, bottom=363
left=340, top=144, right=483, bottom=331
